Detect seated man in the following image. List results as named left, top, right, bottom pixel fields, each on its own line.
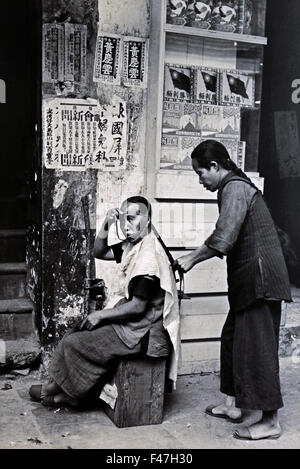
left=29, top=196, right=180, bottom=408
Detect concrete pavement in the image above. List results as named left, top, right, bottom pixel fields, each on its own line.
left=0, top=357, right=299, bottom=450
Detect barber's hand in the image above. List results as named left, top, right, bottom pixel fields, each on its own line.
left=175, top=253, right=197, bottom=274
left=79, top=310, right=104, bottom=331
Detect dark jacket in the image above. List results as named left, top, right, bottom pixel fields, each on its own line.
left=218, top=174, right=292, bottom=312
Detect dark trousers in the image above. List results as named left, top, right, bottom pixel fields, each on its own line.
left=220, top=299, right=283, bottom=411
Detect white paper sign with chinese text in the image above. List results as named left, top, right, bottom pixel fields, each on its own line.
left=123, top=36, right=149, bottom=88
left=43, top=97, right=127, bottom=171
left=93, top=33, right=121, bottom=85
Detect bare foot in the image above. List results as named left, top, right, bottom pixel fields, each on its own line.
left=233, top=421, right=281, bottom=440
left=209, top=395, right=242, bottom=420
left=210, top=402, right=242, bottom=420
left=234, top=412, right=281, bottom=440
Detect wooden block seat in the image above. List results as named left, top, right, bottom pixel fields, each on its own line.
left=103, top=356, right=167, bottom=428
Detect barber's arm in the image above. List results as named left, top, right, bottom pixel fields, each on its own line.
left=93, top=208, right=119, bottom=260
left=175, top=245, right=219, bottom=273
left=176, top=182, right=251, bottom=273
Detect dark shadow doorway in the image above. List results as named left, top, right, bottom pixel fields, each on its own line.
left=0, top=0, right=41, bottom=231
left=259, top=0, right=300, bottom=288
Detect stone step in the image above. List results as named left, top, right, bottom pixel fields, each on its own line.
left=0, top=262, right=27, bottom=274
left=0, top=196, right=27, bottom=229
left=0, top=337, right=40, bottom=370
left=0, top=274, right=26, bottom=300
left=0, top=229, right=26, bottom=263
left=0, top=298, right=33, bottom=314
left=0, top=311, right=34, bottom=340
left=0, top=263, right=27, bottom=300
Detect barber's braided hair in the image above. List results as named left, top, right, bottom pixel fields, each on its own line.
left=191, top=139, right=254, bottom=185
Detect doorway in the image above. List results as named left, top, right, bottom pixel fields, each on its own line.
left=0, top=0, right=40, bottom=231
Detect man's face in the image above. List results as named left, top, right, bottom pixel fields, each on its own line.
left=119, top=202, right=150, bottom=242
left=192, top=159, right=220, bottom=192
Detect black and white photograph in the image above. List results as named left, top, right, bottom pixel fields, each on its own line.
left=0, top=0, right=299, bottom=457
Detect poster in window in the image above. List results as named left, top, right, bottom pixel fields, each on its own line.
left=187, top=1, right=214, bottom=29
left=194, top=67, right=218, bottom=105
left=93, top=33, right=121, bottom=85
left=162, top=101, right=202, bottom=137
left=123, top=37, right=148, bottom=88
left=210, top=1, right=242, bottom=33
left=201, top=104, right=240, bottom=138
left=218, top=69, right=255, bottom=108
left=164, top=64, right=194, bottom=103
left=160, top=135, right=202, bottom=170
left=166, top=0, right=188, bottom=26
left=198, top=136, right=240, bottom=164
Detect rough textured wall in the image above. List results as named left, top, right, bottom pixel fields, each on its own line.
left=40, top=0, right=99, bottom=364
left=39, top=0, right=151, bottom=366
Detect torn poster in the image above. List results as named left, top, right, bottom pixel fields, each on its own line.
left=42, top=23, right=87, bottom=84
left=43, top=97, right=127, bottom=171
left=93, top=33, right=121, bottom=85
left=122, top=37, right=149, bottom=88
left=64, top=23, right=87, bottom=84
left=43, top=24, right=64, bottom=83
left=274, top=111, right=300, bottom=178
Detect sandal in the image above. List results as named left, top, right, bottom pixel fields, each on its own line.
left=233, top=425, right=281, bottom=440
left=205, top=404, right=243, bottom=423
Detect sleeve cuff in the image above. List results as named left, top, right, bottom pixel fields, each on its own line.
left=205, top=235, right=233, bottom=257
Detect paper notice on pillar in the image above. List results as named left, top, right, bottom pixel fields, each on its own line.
left=42, top=23, right=87, bottom=85
left=64, top=23, right=87, bottom=84
left=274, top=111, right=300, bottom=178
left=43, top=97, right=127, bottom=171
left=122, top=37, right=149, bottom=88
left=43, top=24, right=65, bottom=83
left=93, top=33, right=121, bottom=85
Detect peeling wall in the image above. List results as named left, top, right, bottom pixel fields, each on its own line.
left=95, top=0, right=151, bottom=301
left=40, top=0, right=99, bottom=351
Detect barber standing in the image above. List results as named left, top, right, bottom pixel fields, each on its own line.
left=176, top=140, right=291, bottom=441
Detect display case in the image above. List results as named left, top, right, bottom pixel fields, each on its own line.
left=145, top=0, right=267, bottom=374
left=146, top=0, right=267, bottom=199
